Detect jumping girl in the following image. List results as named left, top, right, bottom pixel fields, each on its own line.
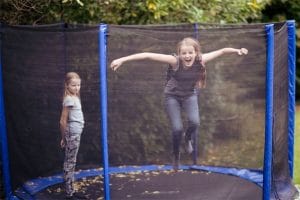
left=110, top=37, right=248, bottom=170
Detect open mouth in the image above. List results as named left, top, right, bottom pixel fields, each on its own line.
left=183, top=59, right=193, bottom=66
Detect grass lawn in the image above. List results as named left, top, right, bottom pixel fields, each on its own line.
left=294, top=105, right=300, bottom=185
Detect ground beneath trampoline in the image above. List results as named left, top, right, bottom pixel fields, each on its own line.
left=35, top=169, right=262, bottom=200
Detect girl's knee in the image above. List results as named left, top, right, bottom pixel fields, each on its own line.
left=189, top=120, right=200, bottom=129
left=172, top=128, right=184, bottom=136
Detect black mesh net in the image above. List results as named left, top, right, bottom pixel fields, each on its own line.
left=1, top=23, right=102, bottom=189
left=0, top=22, right=298, bottom=199
left=272, top=22, right=298, bottom=199
left=107, top=24, right=266, bottom=168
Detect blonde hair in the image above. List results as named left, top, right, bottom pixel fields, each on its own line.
left=176, top=37, right=202, bottom=60
left=63, top=72, right=81, bottom=99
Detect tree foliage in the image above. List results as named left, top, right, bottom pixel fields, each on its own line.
left=1, top=0, right=269, bottom=25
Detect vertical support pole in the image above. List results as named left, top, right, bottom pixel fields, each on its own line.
left=99, top=24, right=110, bottom=200
left=0, top=24, right=13, bottom=199
left=264, top=24, right=274, bottom=200
left=286, top=20, right=296, bottom=178
left=193, top=23, right=199, bottom=165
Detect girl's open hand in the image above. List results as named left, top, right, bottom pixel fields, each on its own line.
left=238, top=48, right=248, bottom=55
left=110, top=59, right=123, bottom=71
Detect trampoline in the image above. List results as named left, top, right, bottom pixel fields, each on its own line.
left=33, top=167, right=262, bottom=200
left=0, top=21, right=299, bottom=200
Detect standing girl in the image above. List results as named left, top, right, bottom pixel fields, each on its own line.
left=110, top=37, right=248, bottom=170
left=60, top=72, right=85, bottom=199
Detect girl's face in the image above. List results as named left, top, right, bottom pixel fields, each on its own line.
left=179, top=44, right=197, bottom=67
left=67, top=78, right=81, bottom=96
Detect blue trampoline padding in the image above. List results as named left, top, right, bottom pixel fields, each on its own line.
left=14, top=165, right=263, bottom=198
left=99, top=23, right=110, bottom=200
left=20, top=168, right=101, bottom=195
left=108, top=164, right=190, bottom=174
left=264, top=23, right=274, bottom=200
left=13, top=188, right=35, bottom=200
left=287, top=20, right=296, bottom=178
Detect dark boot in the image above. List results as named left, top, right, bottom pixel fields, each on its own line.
left=173, top=153, right=180, bottom=171
left=172, top=130, right=182, bottom=171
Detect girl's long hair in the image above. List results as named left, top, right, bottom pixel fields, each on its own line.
left=63, top=72, right=81, bottom=99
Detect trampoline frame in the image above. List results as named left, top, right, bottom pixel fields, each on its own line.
left=0, top=20, right=297, bottom=200
left=13, top=165, right=264, bottom=200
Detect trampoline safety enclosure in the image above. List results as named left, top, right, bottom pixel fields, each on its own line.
left=0, top=21, right=299, bottom=200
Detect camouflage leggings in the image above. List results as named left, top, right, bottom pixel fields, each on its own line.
left=63, top=128, right=81, bottom=197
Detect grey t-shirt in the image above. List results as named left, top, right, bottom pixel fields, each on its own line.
left=63, top=95, right=84, bottom=134
left=164, top=58, right=204, bottom=97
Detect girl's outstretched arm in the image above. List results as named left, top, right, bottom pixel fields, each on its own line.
left=110, top=52, right=177, bottom=71
left=202, top=48, right=248, bottom=64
